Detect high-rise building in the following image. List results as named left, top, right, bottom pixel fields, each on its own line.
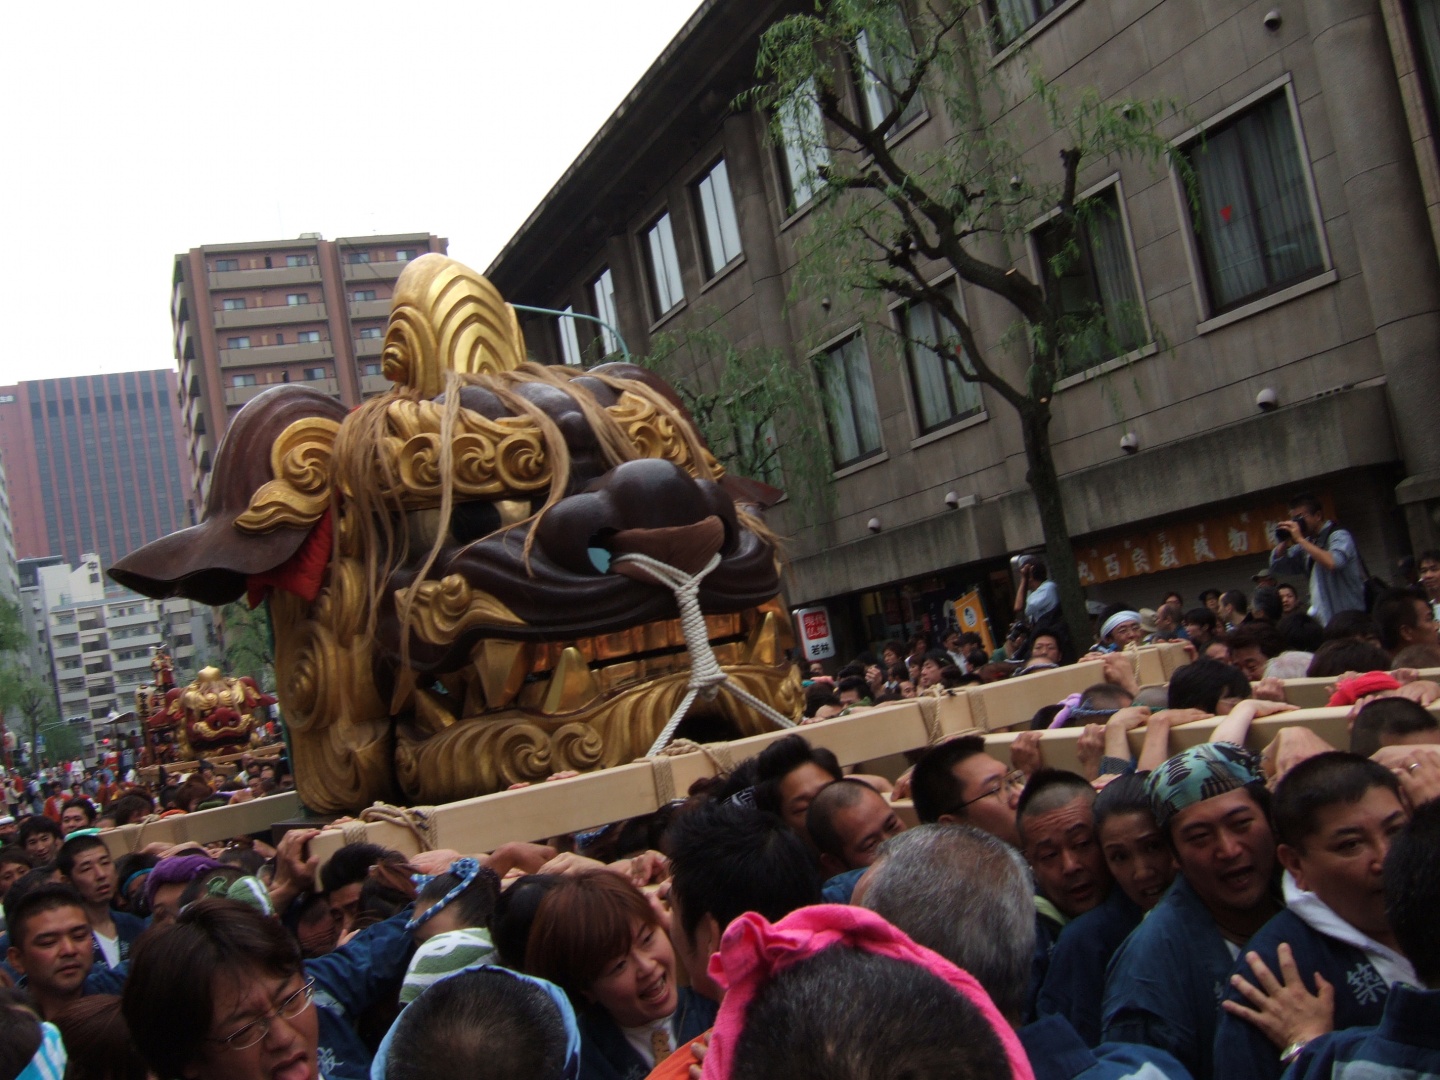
left=0, top=371, right=193, bottom=571
left=0, top=452, right=19, bottom=602
left=32, top=552, right=212, bottom=758
left=172, top=232, right=447, bottom=505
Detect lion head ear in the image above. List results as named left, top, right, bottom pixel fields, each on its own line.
left=233, top=415, right=341, bottom=534
left=380, top=254, right=527, bottom=397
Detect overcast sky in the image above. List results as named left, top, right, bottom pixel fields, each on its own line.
left=0, top=1, right=702, bottom=386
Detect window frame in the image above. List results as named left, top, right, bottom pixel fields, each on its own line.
left=296, top=330, right=321, bottom=344
left=226, top=336, right=250, bottom=350
left=557, top=306, right=584, bottom=366
left=286, top=293, right=308, bottom=306
left=358, top=327, right=383, bottom=340
left=302, top=367, right=327, bottom=382
left=692, top=158, right=745, bottom=278
left=1024, top=175, right=1152, bottom=381
left=589, top=268, right=620, bottom=357
left=352, top=289, right=378, bottom=302
left=232, top=373, right=258, bottom=388
left=642, top=211, right=686, bottom=321
left=347, top=252, right=371, bottom=265
left=214, top=258, right=239, bottom=272
left=888, top=276, right=988, bottom=439
left=1168, top=77, right=1334, bottom=328
left=775, top=81, right=832, bottom=216
left=811, top=328, right=885, bottom=471
left=222, top=298, right=246, bottom=311
left=853, top=17, right=927, bottom=139
left=285, top=254, right=311, bottom=268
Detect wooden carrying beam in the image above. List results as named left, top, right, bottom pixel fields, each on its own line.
left=134, top=742, right=284, bottom=785
left=99, top=792, right=302, bottom=860
left=305, top=643, right=1185, bottom=866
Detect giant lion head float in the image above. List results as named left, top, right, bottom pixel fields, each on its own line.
left=112, top=255, right=802, bottom=813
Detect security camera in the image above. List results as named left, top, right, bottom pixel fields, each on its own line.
left=1009, top=175, right=1022, bottom=191
left=1263, top=8, right=1281, bottom=29
left=1256, top=387, right=1279, bottom=412
left=867, top=517, right=882, bottom=533
left=1120, top=432, right=1140, bottom=455
left=945, top=491, right=960, bottom=509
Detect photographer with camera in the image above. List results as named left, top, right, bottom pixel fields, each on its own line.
left=1268, top=492, right=1367, bottom=625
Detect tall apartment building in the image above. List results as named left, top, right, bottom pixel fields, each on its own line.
left=0, top=371, right=193, bottom=571
left=32, top=553, right=212, bottom=758
left=0, top=453, right=19, bottom=602
left=172, top=232, right=448, bottom=505
left=487, top=0, right=1440, bottom=657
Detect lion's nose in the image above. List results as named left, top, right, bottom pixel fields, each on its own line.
left=534, top=458, right=738, bottom=576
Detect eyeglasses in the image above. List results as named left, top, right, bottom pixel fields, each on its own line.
left=947, top=770, right=1026, bottom=814
left=211, top=978, right=315, bottom=1050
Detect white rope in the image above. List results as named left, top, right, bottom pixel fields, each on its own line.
left=611, top=550, right=796, bottom=756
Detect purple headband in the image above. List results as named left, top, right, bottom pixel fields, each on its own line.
left=144, top=854, right=225, bottom=907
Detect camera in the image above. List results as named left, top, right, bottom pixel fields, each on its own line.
left=1275, top=518, right=1302, bottom=543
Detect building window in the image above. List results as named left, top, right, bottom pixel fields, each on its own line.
left=989, top=0, right=1063, bottom=47
left=590, top=268, right=620, bottom=355
left=347, top=252, right=371, bottom=265
left=222, top=298, right=246, bottom=311
left=855, top=18, right=925, bottom=135
left=214, top=258, right=239, bottom=272
left=1032, top=185, right=1147, bottom=376
left=395, top=249, right=416, bottom=261
left=297, top=330, right=321, bottom=343
left=694, top=159, right=744, bottom=276
left=778, top=81, right=831, bottom=212
left=362, top=362, right=383, bottom=376
left=557, top=307, right=584, bottom=366
left=303, top=367, right=327, bottom=381
left=899, top=288, right=984, bottom=433
left=286, top=293, right=308, bottom=306
left=275, top=333, right=284, bottom=345
left=227, top=336, right=250, bottom=349
left=1181, top=92, right=1325, bottom=314
left=644, top=213, right=685, bottom=318
left=359, top=327, right=383, bottom=339
left=232, top=374, right=257, bottom=387
left=353, top=289, right=377, bottom=302
left=815, top=335, right=883, bottom=467
left=285, top=254, right=310, bottom=268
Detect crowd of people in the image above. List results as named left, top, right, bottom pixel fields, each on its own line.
left=1, top=494, right=1439, bottom=1080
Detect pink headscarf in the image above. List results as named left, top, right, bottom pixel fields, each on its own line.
left=702, top=904, right=1035, bottom=1080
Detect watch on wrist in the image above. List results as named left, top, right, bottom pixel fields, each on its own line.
left=1280, top=1039, right=1311, bottom=1065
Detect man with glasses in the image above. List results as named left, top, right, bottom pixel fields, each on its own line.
left=909, top=735, right=1028, bottom=847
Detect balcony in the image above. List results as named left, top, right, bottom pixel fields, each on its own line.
left=213, top=302, right=329, bottom=330
left=349, top=299, right=390, bottom=319
left=113, top=654, right=151, bottom=672
left=343, top=258, right=410, bottom=282
left=108, top=609, right=154, bottom=628
left=360, top=374, right=391, bottom=396
left=209, top=264, right=322, bottom=290
left=355, top=336, right=384, bottom=358
left=223, top=376, right=339, bottom=407
left=219, top=339, right=333, bottom=368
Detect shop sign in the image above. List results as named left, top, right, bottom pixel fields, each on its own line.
left=794, top=606, right=836, bottom=660
left=1073, top=495, right=1333, bottom=585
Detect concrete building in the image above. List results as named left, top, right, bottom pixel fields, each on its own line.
left=32, top=553, right=212, bottom=759
left=486, top=0, right=1440, bottom=656
left=0, top=452, right=19, bottom=603
left=0, top=371, right=193, bottom=571
left=172, top=232, right=448, bottom=505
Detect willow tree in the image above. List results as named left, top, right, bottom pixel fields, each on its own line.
left=750, top=0, right=1181, bottom=650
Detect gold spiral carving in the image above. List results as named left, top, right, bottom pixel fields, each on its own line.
left=383, top=255, right=526, bottom=398
left=402, top=574, right=524, bottom=645
left=551, top=722, right=605, bottom=772
left=374, top=401, right=552, bottom=506
left=234, top=417, right=341, bottom=533
left=605, top=392, right=725, bottom=480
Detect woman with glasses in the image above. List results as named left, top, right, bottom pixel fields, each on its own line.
left=122, top=898, right=393, bottom=1080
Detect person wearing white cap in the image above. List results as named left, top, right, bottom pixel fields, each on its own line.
left=1088, top=611, right=1144, bottom=654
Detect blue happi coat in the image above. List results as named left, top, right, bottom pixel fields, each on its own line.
left=1039, top=887, right=1144, bottom=1047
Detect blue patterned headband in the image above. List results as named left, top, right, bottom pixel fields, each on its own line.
left=17, top=1022, right=67, bottom=1080
left=405, top=858, right=496, bottom=932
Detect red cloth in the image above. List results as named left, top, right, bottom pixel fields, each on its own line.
left=246, top=510, right=333, bottom=608
left=702, top=905, right=1034, bottom=1080
left=1327, top=671, right=1402, bottom=707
